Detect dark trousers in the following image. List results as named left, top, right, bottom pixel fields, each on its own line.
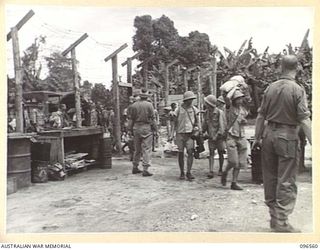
left=261, top=124, right=300, bottom=223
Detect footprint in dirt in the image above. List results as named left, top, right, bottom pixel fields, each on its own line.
left=50, top=196, right=83, bottom=208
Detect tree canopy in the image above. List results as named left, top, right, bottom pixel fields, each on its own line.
left=44, top=52, right=74, bottom=92
left=21, top=35, right=46, bottom=91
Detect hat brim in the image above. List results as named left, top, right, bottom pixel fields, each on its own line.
left=183, top=96, right=196, bottom=101
left=232, top=95, right=244, bottom=100
left=139, top=93, right=149, bottom=98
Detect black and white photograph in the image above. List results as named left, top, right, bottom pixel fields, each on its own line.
left=4, top=1, right=317, bottom=242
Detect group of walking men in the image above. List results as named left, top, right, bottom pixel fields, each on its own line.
left=126, top=55, right=312, bottom=233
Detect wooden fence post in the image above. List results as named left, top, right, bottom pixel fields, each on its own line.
left=105, top=43, right=128, bottom=154
left=62, top=33, right=88, bottom=128
left=11, top=27, right=24, bottom=132
left=7, top=10, right=35, bottom=132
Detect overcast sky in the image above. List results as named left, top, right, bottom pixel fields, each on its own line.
left=5, top=5, right=314, bottom=89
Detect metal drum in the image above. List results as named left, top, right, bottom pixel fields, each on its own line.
left=7, top=134, right=32, bottom=189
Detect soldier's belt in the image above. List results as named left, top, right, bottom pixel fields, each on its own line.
left=268, top=121, right=297, bottom=129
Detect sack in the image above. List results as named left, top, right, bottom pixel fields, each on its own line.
left=220, top=80, right=237, bottom=93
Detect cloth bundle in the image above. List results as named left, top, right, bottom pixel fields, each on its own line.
left=220, top=75, right=249, bottom=100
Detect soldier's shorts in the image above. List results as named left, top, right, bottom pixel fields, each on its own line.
left=226, top=135, right=247, bottom=169
left=208, top=139, right=226, bottom=153
left=176, top=133, right=194, bottom=152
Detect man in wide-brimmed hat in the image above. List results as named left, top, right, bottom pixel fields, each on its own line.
left=128, top=88, right=157, bottom=177
left=171, top=91, right=199, bottom=181
left=221, top=89, right=248, bottom=191
left=202, top=95, right=226, bottom=179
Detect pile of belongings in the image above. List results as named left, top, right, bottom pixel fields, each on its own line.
left=65, top=152, right=91, bottom=170
left=219, top=75, right=251, bottom=101
left=47, top=163, right=66, bottom=181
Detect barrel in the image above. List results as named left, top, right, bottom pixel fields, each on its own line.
left=7, top=134, right=32, bottom=189
left=100, top=137, right=112, bottom=169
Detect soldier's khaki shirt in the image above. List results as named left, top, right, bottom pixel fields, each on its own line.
left=258, top=75, right=310, bottom=125
left=174, top=104, right=199, bottom=134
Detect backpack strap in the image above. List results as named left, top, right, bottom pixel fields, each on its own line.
left=181, top=105, right=197, bottom=127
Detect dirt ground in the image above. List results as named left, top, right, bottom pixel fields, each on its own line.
left=6, top=129, right=313, bottom=233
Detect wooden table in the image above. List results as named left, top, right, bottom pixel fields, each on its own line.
left=36, top=127, right=104, bottom=167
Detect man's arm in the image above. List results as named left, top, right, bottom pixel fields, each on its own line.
left=296, top=87, right=311, bottom=144
left=252, top=113, right=265, bottom=149
left=300, top=118, right=312, bottom=145
left=254, top=113, right=265, bottom=140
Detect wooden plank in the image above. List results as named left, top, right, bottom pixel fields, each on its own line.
left=121, top=51, right=142, bottom=66
left=7, top=10, right=34, bottom=42
left=62, top=128, right=103, bottom=137
left=118, top=82, right=133, bottom=87
left=38, top=127, right=104, bottom=138
left=62, top=33, right=88, bottom=57
left=104, top=43, right=128, bottom=62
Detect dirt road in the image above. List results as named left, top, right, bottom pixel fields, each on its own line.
left=6, top=151, right=312, bottom=233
